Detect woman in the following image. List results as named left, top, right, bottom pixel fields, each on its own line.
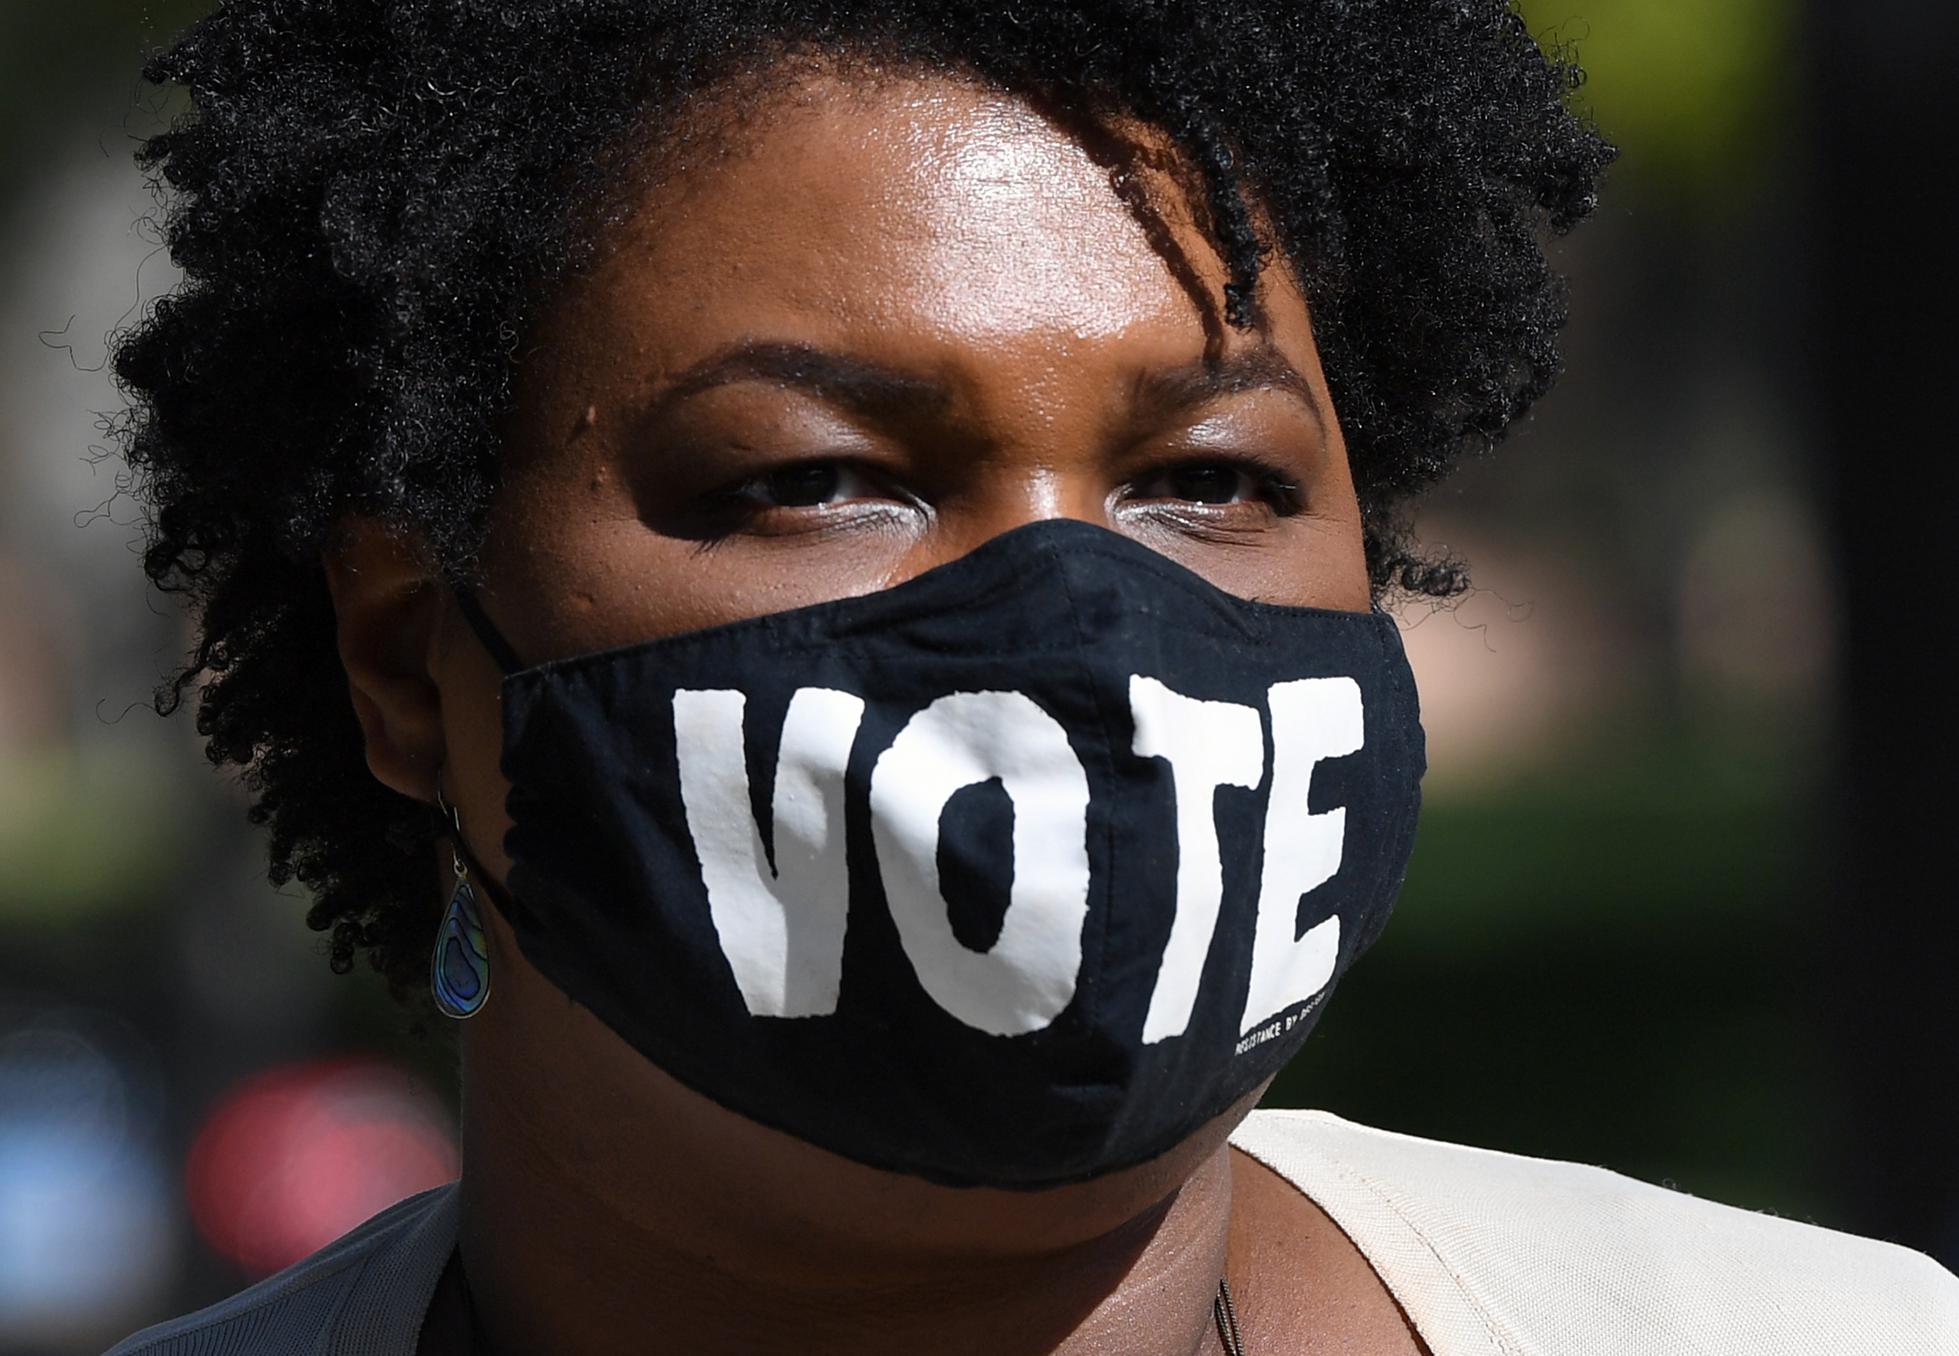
left=104, top=2, right=1954, bottom=1353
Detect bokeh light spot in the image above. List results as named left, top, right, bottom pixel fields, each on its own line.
left=185, top=1058, right=458, bottom=1278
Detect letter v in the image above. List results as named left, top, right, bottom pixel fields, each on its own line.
left=673, top=688, right=865, bottom=1017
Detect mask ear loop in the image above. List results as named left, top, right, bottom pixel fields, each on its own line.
left=430, top=772, right=492, bottom=1019
left=451, top=585, right=525, bottom=676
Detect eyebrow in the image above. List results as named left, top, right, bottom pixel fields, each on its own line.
left=649, top=341, right=955, bottom=424
left=1129, top=346, right=1328, bottom=435
left=642, top=338, right=1326, bottom=431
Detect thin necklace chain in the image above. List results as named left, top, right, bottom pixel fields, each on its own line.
left=457, top=1256, right=1249, bottom=1354
left=1214, top=1276, right=1249, bottom=1356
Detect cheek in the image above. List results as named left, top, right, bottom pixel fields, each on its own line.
left=1272, top=466, right=1370, bottom=612
left=1306, top=511, right=1373, bottom=612
left=1127, top=511, right=1370, bottom=612
left=478, top=444, right=699, bottom=649
left=1289, top=411, right=1369, bottom=608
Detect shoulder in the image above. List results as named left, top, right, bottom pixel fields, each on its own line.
left=103, top=1183, right=459, bottom=1356
left=1230, top=1108, right=1959, bottom=1356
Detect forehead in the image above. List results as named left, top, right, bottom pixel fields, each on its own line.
left=523, top=67, right=1303, bottom=402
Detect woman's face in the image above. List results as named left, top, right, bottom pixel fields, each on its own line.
left=361, top=65, right=1371, bottom=1244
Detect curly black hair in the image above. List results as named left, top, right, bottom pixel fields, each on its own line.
left=113, top=0, right=1613, bottom=1002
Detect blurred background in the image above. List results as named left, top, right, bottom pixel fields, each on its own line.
left=0, top=0, right=1953, bottom=1348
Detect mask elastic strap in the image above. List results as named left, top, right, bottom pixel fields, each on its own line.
left=451, top=586, right=526, bottom=676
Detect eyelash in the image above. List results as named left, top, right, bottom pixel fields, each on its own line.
left=1128, top=457, right=1306, bottom=517
left=706, top=455, right=1306, bottom=519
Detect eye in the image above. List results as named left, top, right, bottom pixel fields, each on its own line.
left=1129, top=458, right=1304, bottom=514
left=1151, top=464, right=1254, bottom=504
left=735, top=461, right=880, bottom=508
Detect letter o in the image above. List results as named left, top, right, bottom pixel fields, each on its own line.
left=869, top=691, right=1092, bottom=1036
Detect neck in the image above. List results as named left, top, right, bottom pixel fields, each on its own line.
left=455, top=1031, right=1237, bottom=1356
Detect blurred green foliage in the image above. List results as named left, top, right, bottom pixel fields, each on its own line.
left=1522, top=0, right=1795, bottom=200
left=0, top=746, right=198, bottom=922
left=1274, top=714, right=1833, bottom=1227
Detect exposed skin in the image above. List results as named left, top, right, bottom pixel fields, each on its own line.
left=324, top=67, right=1429, bottom=1355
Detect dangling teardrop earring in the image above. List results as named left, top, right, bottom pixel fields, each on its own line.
left=431, top=778, right=491, bottom=1019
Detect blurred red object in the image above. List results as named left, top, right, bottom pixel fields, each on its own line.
left=185, top=1058, right=459, bottom=1277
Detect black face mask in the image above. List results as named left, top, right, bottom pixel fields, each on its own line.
left=453, top=518, right=1425, bottom=1189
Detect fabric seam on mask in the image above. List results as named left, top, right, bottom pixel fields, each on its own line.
left=489, top=532, right=1381, bottom=681
left=513, top=596, right=1393, bottom=678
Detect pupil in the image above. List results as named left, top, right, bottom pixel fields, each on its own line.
left=1173, top=466, right=1238, bottom=504
left=768, top=464, right=841, bottom=507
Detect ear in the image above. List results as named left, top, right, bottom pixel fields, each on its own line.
left=321, top=517, right=446, bottom=804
